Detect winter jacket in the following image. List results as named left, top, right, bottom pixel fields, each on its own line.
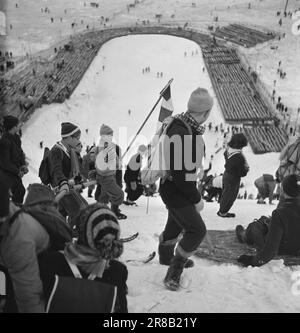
left=0, top=203, right=50, bottom=313
left=159, top=118, right=204, bottom=207
left=49, top=143, right=71, bottom=187
left=224, top=150, right=248, bottom=179
left=81, top=153, right=95, bottom=180
left=0, top=171, right=10, bottom=218
left=0, top=133, right=26, bottom=177
left=38, top=251, right=128, bottom=313
left=252, top=198, right=300, bottom=266
left=124, top=153, right=142, bottom=184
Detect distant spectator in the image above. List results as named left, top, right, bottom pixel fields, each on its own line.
left=254, top=174, right=276, bottom=204
left=217, top=133, right=249, bottom=218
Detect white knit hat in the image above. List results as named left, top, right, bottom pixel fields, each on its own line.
left=187, top=88, right=214, bottom=114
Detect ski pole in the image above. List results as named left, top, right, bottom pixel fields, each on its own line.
left=146, top=195, right=150, bottom=214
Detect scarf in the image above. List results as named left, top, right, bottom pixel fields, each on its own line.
left=55, top=141, right=81, bottom=179
left=64, top=242, right=108, bottom=278
left=175, top=113, right=206, bottom=135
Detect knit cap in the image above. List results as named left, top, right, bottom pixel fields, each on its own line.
left=76, top=203, right=123, bottom=260
left=187, top=88, right=214, bottom=114
left=61, top=122, right=81, bottom=138
left=282, top=174, right=300, bottom=198
left=100, top=124, right=113, bottom=136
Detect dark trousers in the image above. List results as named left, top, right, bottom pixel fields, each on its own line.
left=7, top=174, right=25, bottom=205
left=245, top=218, right=270, bottom=249
left=95, top=169, right=123, bottom=202
left=162, top=205, right=206, bottom=256
left=219, top=172, right=240, bottom=214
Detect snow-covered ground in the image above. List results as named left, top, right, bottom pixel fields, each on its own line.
left=3, top=0, right=300, bottom=116
left=20, top=35, right=300, bottom=313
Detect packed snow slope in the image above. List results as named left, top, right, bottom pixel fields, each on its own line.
left=21, top=35, right=300, bottom=313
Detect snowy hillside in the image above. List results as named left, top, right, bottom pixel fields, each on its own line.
left=20, top=35, right=300, bottom=312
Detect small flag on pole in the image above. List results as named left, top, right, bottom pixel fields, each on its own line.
left=158, top=85, right=174, bottom=123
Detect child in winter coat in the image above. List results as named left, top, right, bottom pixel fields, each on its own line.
left=217, top=133, right=249, bottom=218
left=237, top=174, right=300, bottom=267
left=38, top=203, right=128, bottom=313
left=92, top=125, right=126, bottom=220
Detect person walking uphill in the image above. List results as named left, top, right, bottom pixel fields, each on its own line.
left=159, top=87, right=213, bottom=291
left=0, top=116, right=28, bottom=204
left=93, top=125, right=126, bottom=220
left=217, top=133, right=249, bottom=218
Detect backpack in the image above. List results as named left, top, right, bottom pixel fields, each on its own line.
left=276, top=140, right=300, bottom=182
left=38, top=147, right=52, bottom=185
left=140, top=117, right=192, bottom=186
left=42, top=252, right=117, bottom=313
left=9, top=207, right=72, bottom=251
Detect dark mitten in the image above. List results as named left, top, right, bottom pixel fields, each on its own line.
left=237, top=254, right=254, bottom=267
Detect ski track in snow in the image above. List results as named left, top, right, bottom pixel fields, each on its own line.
left=18, top=27, right=300, bottom=313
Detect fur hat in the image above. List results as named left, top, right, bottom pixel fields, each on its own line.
left=24, top=183, right=55, bottom=207
left=75, top=203, right=123, bottom=260
left=61, top=122, right=80, bottom=138
left=100, top=124, right=113, bottom=136
left=3, top=115, right=19, bottom=131
left=282, top=174, right=300, bottom=197
left=187, top=88, right=214, bottom=114
left=228, top=133, right=248, bottom=149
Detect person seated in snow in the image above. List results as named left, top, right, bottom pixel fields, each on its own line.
left=124, top=144, right=147, bottom=204
left=237, top=174, right=300, bottom=267
left=159, top=87, right=213, bottom=291
left=92, top=125, right=126, bottom=220
left=276, top=134, right=300, bottom=205
left=254, top=174, right=276, bottom=205
left=0, top=184, right=72, bottom=313
left=217, top=133, right=249, bottom=218
left=48, top=122, right=83, bottom=218
left=38, top=203, right=128, bottom=313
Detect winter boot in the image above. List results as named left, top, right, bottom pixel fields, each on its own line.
left=163, top=254, right=187, bottom=291
left=158, top=242, right=194, bottom=268
left=111, top=204, right=127, bottom=220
